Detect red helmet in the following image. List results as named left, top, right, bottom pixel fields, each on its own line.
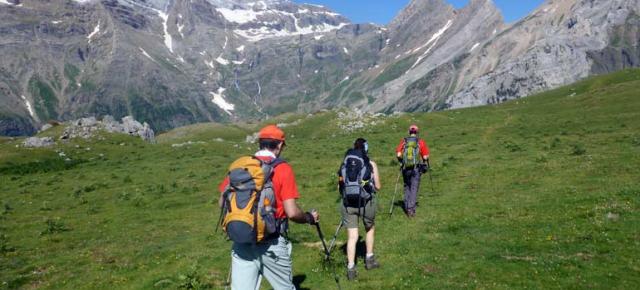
left=409, top=124, right=419, bottom=134
left=258, top=125, right=285, bottom=141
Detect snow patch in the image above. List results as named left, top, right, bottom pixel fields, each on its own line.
left=410, top=20, right=452, bottom=54
left=87, top=22, right=100, bottom=42
left=20, top=95, right=35, bottom=119
left=236, top=45, right=245, bottom=52
left=152, top=8, right=173, bottom=53
left=216, top=56, right=230, bottom=65
left=52, top=20, right=62, bottom=24
left=340, top=76, right=350, bottom=82
left=314, top=34, right=324, bottom=40
left=469, top=42, right=480, bottom=52
left=411, top=19, right=453, bottom=69
left=177, top=23, right=185, bottom=38
left=205, top=60, right=215, bottom=69
left=343, top=47, right=349, bottom=54
left=235, top=22, right=348, bottom=42
left=210, top=88, right=234, bottom=115
left=139, top=47, right=157, bottom=62
left=177, top=56, right=185, bottom=63
left=0, top=0, right=23, bottom=5
left=216, top=8, right=262, bottom=24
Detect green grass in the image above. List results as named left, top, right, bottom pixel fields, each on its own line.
left=1, top=69, right=640, bottom=289
left=371, top=56, right=416, bottom=89
left=28, top=76, right=58, bottom=121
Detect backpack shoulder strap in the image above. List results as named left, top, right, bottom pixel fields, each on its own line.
left=269, top=158, right=286, bottom=168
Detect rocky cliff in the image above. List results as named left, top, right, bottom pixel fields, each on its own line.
left=1, top=0, right=639, bottom=135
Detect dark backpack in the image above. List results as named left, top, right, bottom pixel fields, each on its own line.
left=339, top=149, right=373, bottom=207
left=402, top=136, right=420, bottom=169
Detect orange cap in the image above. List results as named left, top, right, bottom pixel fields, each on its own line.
left=409, top=124, right=419, bottom=133
left=258, top=125, right=286, bottom=141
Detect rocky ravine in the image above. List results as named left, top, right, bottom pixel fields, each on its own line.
left=1, top=0, right=639, bottom=136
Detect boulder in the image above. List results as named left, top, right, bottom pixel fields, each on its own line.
left=23, top=137, right=55, bottom=147
left=139, top=122, right=156, bottom=143
left=122, top=116, right=144, bottom=134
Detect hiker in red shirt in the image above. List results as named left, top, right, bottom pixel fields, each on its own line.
left=217, top=125, right=319, bottom=290
left=395, top=124, right=430, bottom=217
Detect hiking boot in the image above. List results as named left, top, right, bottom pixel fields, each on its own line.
left=346, top=267, right=358, bottom=280
left=365, top=255, right=380, bottom=270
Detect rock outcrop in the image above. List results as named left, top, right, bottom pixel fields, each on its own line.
left=60, top=116, right=155, bottom=143
left=23, top=136, right=55, bottom=148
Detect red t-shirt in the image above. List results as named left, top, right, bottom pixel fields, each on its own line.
left=395, top=137, right=430, bottom=159
left=218, top=155, right=300, bottom=219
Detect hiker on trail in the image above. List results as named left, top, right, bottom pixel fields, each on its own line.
left=396, top=124, right=430, bottom=217
left=217, top=124, right=319, bottom=290
left=338, top=138, right=381, bottom=280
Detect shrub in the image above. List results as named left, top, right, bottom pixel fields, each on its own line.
left=0, top=233, right=15, bottom=254
left=502, top=140, right=524, bottom=152
left=132, top=194, right=147, bottom=207
left=119, top=192, right=131, bottom=201
left=2, top=203, right=12, bottom=215
left=550, top=137, right=561, bottom=149
left=41, top=219, right=70, bottom=235
left=571, top=144, right=587, bottom=156
left=177, top=265, right=212, bottom=289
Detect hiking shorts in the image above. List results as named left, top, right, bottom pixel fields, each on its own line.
left=341, top=197, right=376, bottom=231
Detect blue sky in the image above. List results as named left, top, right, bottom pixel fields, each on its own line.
left=293, top=0, right=545, bottom=24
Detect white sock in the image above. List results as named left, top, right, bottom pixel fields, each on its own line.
left=347, top=263, right=355, bottom=269
left=366, top=253, right=374, bottom=258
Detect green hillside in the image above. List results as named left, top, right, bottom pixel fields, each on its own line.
left=1, top=69, right=639, bottom=289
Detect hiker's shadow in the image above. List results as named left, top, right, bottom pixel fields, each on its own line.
left=293, top=275, right=310, bottom=290
left=392, top=200, right=405, bottom=212
left=338, top=236, right=367, bottom=259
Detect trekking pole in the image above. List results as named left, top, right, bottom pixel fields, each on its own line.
left=224, top=262, right=231, bottom=290
left=215, top=205, right=225, bottom=233
left=314, top=222, right=342, bottom=290
left=215, top=191, right=229, bottom=233
left=426, top=159, right=435, bottom=193
left=326, top=220, right=344, bottom=260
left=388, top=168, right=402, bottom=216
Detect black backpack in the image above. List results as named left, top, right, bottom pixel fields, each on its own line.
left=339, top=149, right=374, bottom=207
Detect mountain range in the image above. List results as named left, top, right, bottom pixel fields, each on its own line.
left=1, top=0, right=639, bottom=135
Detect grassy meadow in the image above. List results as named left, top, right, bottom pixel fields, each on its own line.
left=1, top=69, right=639, bottom=289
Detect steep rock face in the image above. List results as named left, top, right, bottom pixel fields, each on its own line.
left=588, top=12, right=640, bottom=74
left=447, top=0, right=640, bottom=108
left=0, top=0, right=367, bottom=134
left=332, top=0, right=504, bottom=112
